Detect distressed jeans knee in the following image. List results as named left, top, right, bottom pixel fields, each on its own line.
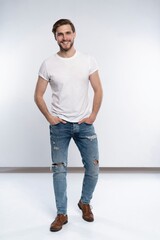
left=51, top=162, right=67, bottom=181
left=51, top=162, right=67, bottom=172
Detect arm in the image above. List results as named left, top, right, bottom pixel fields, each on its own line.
left=78, top=70, right=103, bottom=124
left=34, top=76, right=66, bottom=125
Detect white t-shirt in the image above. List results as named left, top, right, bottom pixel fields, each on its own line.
left=38, top=51, right=98, bottom=122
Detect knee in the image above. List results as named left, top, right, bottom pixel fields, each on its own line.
left=93, top=160, right=99, bottom=166
left=51, top=162, right=67, bottom=174
left=86, top=159, right=99, bottom=176
left=93, top=160, right=99, bottom=175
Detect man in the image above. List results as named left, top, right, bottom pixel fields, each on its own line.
left=34, top=19, right=103, bottom=232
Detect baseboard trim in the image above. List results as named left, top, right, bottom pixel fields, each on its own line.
left=0, top=167, right=160, bottom=173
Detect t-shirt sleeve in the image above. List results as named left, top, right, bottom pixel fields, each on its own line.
left=89, top=56, right=99, bottom=75
left=38, top=61, right=49, bottom=81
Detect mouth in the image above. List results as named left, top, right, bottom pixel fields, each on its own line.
left=59, top=40, right=74, bottom=51
left=61, top=41, right=70, bottom=46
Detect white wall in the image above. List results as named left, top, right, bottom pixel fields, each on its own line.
left=0, top=0, right=160, bottom=167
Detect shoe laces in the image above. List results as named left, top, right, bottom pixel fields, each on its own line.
left=84, top=204, right=93, bottom=214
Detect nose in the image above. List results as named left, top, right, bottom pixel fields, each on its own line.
left=63, top=34, right=68, bottom=41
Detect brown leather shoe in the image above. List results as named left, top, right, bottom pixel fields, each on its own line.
left=50, top=214, right=68, bottom=232
left=78, top=200, right=94, bottom=222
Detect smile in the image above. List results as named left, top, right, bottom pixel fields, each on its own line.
left=61, top=41, right=70, bottom=45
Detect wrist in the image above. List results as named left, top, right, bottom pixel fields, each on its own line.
left=89, top=113, right=97, bottom=123
left=46, top=113, right=53, bottom=123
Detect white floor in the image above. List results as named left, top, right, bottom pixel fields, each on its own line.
left=0, top=172, right=160, bottom=240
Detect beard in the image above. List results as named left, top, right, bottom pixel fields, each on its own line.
left=58, top=40, right=74, bottom=52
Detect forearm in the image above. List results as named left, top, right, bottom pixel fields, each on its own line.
left=34, top=95, right=52, bottom=122
left=90, top=89, right=103, bottom=121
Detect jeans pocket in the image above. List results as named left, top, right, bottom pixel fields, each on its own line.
left=52, top=122, right=61, bottom=126
left=84, top=122, right=93, bottom=126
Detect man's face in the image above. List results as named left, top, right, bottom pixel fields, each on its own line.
left=55, top=24, right=76, bottom=52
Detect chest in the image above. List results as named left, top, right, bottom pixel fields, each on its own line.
left=48, top=60, right=89, bottom=89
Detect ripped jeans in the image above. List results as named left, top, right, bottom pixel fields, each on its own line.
left=49, top=122, right=99, bottom=214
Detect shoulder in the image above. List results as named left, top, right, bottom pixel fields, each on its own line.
left=77, top=51, right=91, bottom=58
left=42, top=54, right=57, bottom=65
left=38, top=54, right=57, bottom=78
left=40, top=54, right=59, bottom=72
left=76, top=51, right=96, bottom=63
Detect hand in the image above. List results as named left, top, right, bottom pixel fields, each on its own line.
left=48, top=115, right=66, bottom=125
left=78, top=115, right=96, bottom=125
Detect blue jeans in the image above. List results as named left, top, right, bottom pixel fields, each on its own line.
left=49, top=122, right=99, bottom=214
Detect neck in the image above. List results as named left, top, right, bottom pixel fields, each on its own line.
left=57, top=47, right=76, bottom=58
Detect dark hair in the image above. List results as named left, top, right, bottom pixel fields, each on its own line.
left=52, top=19, right=76, bottom=37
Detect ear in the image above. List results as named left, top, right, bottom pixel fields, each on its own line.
left=73, top=31, right=76, bottom=39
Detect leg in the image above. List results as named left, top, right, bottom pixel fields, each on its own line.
left=50, top=123, right=71, bottom=214
left=74, top=123, right=99, bottom=204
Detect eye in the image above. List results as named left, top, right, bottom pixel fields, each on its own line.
left=57, top=33, right=63, bottom=37
left=66, top=31, right=72, bottom=35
